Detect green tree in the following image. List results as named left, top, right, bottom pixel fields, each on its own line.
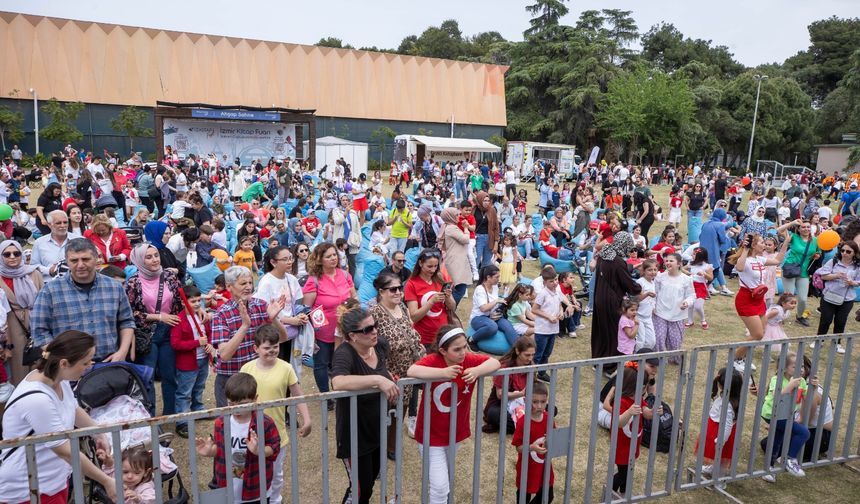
left=487, top=134, right=507, bottom=150
left=785, top=16, right=860, bottom=102
left=596, top=70, right=695, bottom=162
left=370, top=126, right=396, bottom=165
left=40, top=99, right=84, bottom=146
left=317, top=37, right=353, bottom=49
left=524, top=0, right=569, bottom=37
left=0, top=106, right=24, bottom=152
left=641, top=23, right=744, bottom=78
left=109, top=106, right=153, bottom=151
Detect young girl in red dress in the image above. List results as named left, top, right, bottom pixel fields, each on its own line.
left=695, top=367, right=742, bottom=478
left=610, top=366, right=645, bottom=496
left=407, top=325, right=501, bottom=504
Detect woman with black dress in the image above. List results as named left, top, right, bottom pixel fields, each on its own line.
left=590, top=232, right=642, bottom=364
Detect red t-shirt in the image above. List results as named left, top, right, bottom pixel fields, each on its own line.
left=414, top=351, right=490, bottom=446
left=404, top=277, right=448, bottom=345
left=670, top=196, right=683, bottom=209
left=458, top=214, right=476, bottom=239
left=539, top=228, right=560, bottom=258
left=302, top=216, right=321, bottom=236
left=259, top=228, right=272, bottom=239
left=611, top=396, right=642, bottom=465
left=512, top=412, right=556, bottom=493
left=599, top=222, right=614, bottom=243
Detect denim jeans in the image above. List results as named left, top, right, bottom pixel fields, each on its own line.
left=518, top=238, right=533, bottom=258
left=140, top=322, right=177, bottom=416
left=389, top=237, right=408, bottom=256
left=313, top=340, right=335, bottom=393
left=470, top=315, right=519, bottom=346
left=454, top=180, right=466, bottom=200
left=475, top=234, right=492, bottom=270
left=452, top=284, right=468, bottom=307
left=175, top=358, right=208, bottom=427
left=587, top=270, right=597, bottom=311
left=767, top=418, right=811, bottom=464
left=711, top=266, right=727, bottom=289
left=782, top=276, right=811, bottom=316
left=534, top=333, right=557, bottom=365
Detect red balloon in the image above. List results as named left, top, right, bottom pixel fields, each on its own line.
left=834, top=215, right=842, bottom=225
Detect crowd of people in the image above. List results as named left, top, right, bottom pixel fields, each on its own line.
left=0, top=145, right=855, bottom=503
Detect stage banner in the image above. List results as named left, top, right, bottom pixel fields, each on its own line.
left=163, top=118, right=296, bottom=166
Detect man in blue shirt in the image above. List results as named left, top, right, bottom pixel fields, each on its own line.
left=31, top=238, right=135, bottom=362
left=839, top=181, right=860, bottom=216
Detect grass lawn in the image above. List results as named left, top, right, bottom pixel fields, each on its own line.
left=123, top=179, right=860, bottom=503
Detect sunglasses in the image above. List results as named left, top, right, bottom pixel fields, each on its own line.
left=841, top=249, right=854, bottom=254
left=2, top=251, right=22, bottom=258
left=382, top=285, right=403, bottom=293
left=394, top=259, right=405, bottom=264
left=352, top=323, right=377, bottom=335
left=420, top=249, right=442, bottom=259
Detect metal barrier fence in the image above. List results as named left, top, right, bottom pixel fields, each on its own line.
left=0, top=334, right=858, bottom=504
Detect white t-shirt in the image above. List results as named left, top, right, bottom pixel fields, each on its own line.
left=635, top=277, right=655, bottom=319
left=777, top=206, right=790, bottom=221
left=229, top=416, right=251, bottom=503
left=818, top=206, right=833, bottom=220
left=505, top=170, right=517, bottom=184
left=470, top=284, right=500, bottom=321
left=0, top=376, right=77, bottom=502
left=171, top=200, right=193, bottom=220
left=738, top=255, right=767, bottom=289
left=254, top=272, right=302, bottom=322
left=533, top=287, right=562, bottom=334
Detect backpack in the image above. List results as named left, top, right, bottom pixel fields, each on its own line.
left=0, top=390, right=46, bottom=463
left=641, top=394, right=674, bottom=453
left=811, top=257, right=836, bottom=291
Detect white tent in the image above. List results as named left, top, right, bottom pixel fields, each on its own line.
left=303, top=136, right=369, bottom=177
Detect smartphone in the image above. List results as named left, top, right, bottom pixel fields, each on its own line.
left=442, top=282, right=452, bottom=291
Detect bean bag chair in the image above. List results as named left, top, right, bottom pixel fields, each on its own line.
left=405, top=247, right=420, bottom=272
left=353, top=222, right=377, bottom=290
left=226, top=220, right=242, bottom=254
left=466, top=326, right=511, bottom=356
left=537, top=242, right=575, bottom=274
left=187, top=261, right=220, bottom=293
left=357, top=254, right=386, bottom=307
left=519, top=277, right=533, bottom=286
left=124, top=265, right=137, bottom=279
left=315, top=210, right=329, bottom=224
left=687, top=215, right=703, bottom=243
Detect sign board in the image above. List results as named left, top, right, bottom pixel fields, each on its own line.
left=507, top=143, right=524, bottom=171
left=559, top=149, right=575, bottom=173
left=163, top=118, right=295, bottom=167
left=587, top=146, right=600, bottom=166
left=191, top=109, right=281, bottom=122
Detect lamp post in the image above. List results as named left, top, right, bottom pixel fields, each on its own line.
left=29, top=88, right=39, bottom=154
left=745, top=74, right=767, bottom=171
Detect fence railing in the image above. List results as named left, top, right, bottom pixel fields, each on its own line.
left=1, top=334, right=858, bottom=504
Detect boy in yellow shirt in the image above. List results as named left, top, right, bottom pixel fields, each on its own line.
left=233, top=236, right=259, bottom=277
left=240, top=324, right=312, bottom=503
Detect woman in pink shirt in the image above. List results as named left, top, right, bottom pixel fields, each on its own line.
left=302, top=242, right=357, bottom=406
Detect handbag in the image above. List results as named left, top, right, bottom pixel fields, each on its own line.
left=9, top=310, right=42, bottom=367
left=134, top=274, right=165, bottom=358
left=823, top=288, right=845, bottom=306
left=782, top=237, right=811, bottom=279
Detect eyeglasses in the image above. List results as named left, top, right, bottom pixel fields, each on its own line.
left=841, top=249, right=854, bottom=255
left=352, top=323, right=377, bottom=334
left=298, top=248, right=309, bottom=253
left=276, top=256, right=294, bottom=262
left=382, top=285, right=403, bottom=293
left=2, top=251, right=22, bottom=258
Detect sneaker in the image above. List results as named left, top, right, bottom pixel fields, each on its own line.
left=714, top=482, right=727, bottom=491
left=175, top=424, right=188, bottom=439
left=719, top=288, right=733, bottom=296
left=837, top=344, right=846, bottom=354
left=733, top=359, right=756, bottom=373
left=577, top=324, right=586, bottom=329
left=467, top=338, right=480, bottom=352
left=701, top=321, right=709, bottom=330
left=761, top=474, right=776, bottom=484
left=569, top=332, right=577, bottom=338
left=536, top=371, right=551, bottom=382
left=709, top=286, right=719, bottom=295
left=785, top=458, right=805, bottom=477
left=809, top=342, right=817, bottom=350
left=701, top=464, right=713, bottom=475
left=406, top=416, right=417, bottom=438
left=796, top=317, right=810, bottom=327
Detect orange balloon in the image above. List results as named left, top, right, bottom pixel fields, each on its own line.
left=817, top=229, right=840, bottom=251
left=211, top=249, right=231, bottom=271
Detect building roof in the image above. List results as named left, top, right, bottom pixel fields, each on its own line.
left=314, top=136, right=367, bottom=147
left=410, top=135, right=501, bottom=153
left=0, top=12, right=508, bottom=126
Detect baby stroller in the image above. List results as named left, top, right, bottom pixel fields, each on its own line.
left=74, top=362, right=189, bottom=504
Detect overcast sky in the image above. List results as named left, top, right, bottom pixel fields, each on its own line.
left=3, top=0, right=859, bottom=66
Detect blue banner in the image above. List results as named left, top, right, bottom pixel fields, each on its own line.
left=191, top=109, right=281, bottom=121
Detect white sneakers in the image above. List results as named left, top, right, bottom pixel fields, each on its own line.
left=837, top=344, right=846, bottom=354
left=761, top=473, right=776, bottom=483
left=784, top=458, right=806, bottom=477
left=733, top=359, right=756, bottom=373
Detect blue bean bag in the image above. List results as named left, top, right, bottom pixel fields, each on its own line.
left=357, top=255, right=386, bottom=307
left=315, top=210, right=329, bottom=224
left=519, top=277, right=533, bottom=286
left=405, top=247, right=420, bottom=272
left=537, top=242, right=575, bottom=273
left=687, top=215, right=703, bottom=243
left=187, top=261, right=220, bottom=293
left=466, top=326, right=511, bottom=355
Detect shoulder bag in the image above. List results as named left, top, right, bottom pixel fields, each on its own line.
left=782, top=236, right=811, bottom=279
left=134, top=273, right=166, bottom=358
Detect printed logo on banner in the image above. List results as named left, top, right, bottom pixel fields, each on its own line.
left=163, top=118, right=296, bottom=166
